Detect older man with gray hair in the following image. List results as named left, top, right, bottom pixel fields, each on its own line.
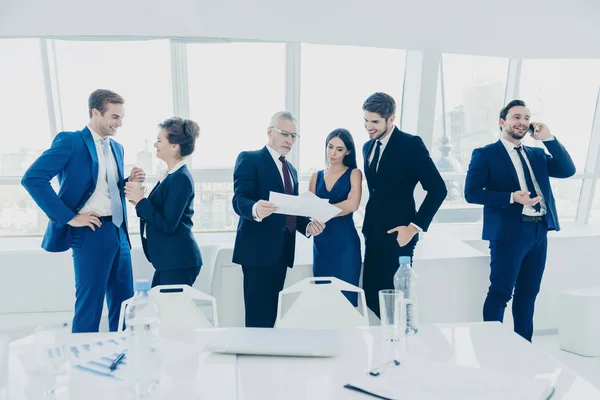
left=232, top=111, right=325, bottom=327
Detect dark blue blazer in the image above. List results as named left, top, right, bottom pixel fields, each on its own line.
left=362, top=128, right=447, bottom=244
left=232, top=147, right=310, bottom=267
left=464, top=138, right=576, bottom=241
left=21, top=127, right=130, bottom=252
left=137, top=165, right=202, bottom=271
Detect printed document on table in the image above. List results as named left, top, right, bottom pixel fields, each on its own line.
left=269, top=191, right=340, bottom=222
left=343, top=362, right=554, bottom=400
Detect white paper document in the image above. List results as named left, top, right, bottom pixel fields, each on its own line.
left=344, top=363, right=554, bottom=400
left=269, top=191, right=340, bottom=223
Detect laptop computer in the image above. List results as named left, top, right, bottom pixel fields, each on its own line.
left=204, top=328, right=339, bottom=357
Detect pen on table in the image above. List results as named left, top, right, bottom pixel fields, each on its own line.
left=368, top=359, right=401, bottom=376
left=109, top=350, right=127, bottom=371
left=70, top=346, right=80, bottom=358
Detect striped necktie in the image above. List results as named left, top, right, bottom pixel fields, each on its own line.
left=100, top=139, right=124, bottom=227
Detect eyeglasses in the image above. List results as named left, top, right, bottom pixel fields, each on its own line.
left=271, top=126, right=300, bottom=140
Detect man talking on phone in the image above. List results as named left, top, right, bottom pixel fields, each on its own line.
left=464, top=99, right=575, bottom=342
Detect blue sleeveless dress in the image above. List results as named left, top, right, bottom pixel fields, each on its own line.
left=313, top=168, right=362, bottom=306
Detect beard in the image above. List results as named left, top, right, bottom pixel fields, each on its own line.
left=506, top=125, right=527, bottom=140
left=508, top=130, right=526, bottom=140
left=374, top=121, right=390, bottom=141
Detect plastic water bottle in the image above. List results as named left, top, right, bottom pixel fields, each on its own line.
left=393, top=256, right=419, bottom=335
left=125, top=279, right=161, bottom=398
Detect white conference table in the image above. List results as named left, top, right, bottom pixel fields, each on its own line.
left=6, top=322, right=600, bottom=399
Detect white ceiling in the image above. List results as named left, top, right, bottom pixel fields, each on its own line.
left=1, top=0, right=599, bottom=58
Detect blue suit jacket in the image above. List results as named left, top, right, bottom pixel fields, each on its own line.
left=232, top=147, right=310, bottom=267
left=464, top=138, right=575, bottom=241
left=137, top=165, right=202, bottom=271
left=21, top=127, right=130, bottom=252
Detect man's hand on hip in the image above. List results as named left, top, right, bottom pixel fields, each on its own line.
left=387, top=225, right=419, bottom=247
left=68, top=212, right=102, bottom=231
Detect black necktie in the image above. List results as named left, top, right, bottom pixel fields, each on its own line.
left=278, top=156, right=297, bottom=233
left=515, top=146, right=541, bottom=213
left=369, top=141, right=382, bottom=176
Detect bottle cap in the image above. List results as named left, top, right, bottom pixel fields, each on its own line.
left=134, top=279, right=151, bottom=292
left=399, top=256, right=412, bottom=265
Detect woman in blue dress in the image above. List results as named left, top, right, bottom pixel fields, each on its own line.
left=309, top=128, right=363, bottom=306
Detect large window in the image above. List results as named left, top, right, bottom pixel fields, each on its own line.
left=589, top=181, right=600, bottom=222
left=186, top=43, right=286, bottom=231
left=299, top=44, right=405, bottom=175
left=53, top=39, right=174, bottom=232
left=0, top=39, right=52, bottom=236
left=519, top=60, right=600, bottom=172
left=3, top=37, right=600, bottom=236
left=433, top=54, right=509, bottom=223
left=432, top=54, right=509, bottom=171
left=551, top=179, right=581, bottom=222
left=187, top=43, right=286, bottom=169
left=54, top=39, right=174, bottom=173
left=0, top=39, right=51, bottom=177
left=299, top=44, right=405, bottom=225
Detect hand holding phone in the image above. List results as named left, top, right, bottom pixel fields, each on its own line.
left=529, top=123, right=536, bottom=136
left=529, top=122, right=553, bottom=141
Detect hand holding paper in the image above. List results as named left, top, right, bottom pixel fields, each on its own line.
left=269, top=191, right=340, bottom=223
left=255, top=199, right=278, bottom=219
left=307, top=220, right=326, bottom=236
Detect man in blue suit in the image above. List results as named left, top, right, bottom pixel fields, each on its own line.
left=465, top=99, right=575, bottom=342
left=22, top=89, right=145, bottom=333
left=232, top=111, right=325, bottom=328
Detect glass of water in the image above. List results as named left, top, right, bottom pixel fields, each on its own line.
left=379, top=289, right=405, bottom=341
left=21, top=328, right=70, bottom=397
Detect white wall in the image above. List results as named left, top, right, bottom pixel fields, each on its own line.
left=1, top=0, right=599, bottom=58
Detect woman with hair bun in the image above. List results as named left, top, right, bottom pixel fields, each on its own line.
left=125, top=117, right=203, bottom=287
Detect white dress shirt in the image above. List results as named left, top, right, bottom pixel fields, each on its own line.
left=79, top=126, right=120, bottom=216
left=252, top=145, right=295, bottom=222
left=500, top=137, right=549, bottom=216
left=368, top=127, right=393, bottom=169
left=158, top=159, right=188, bottom=183
left=367, top=127, right=422, bottom=232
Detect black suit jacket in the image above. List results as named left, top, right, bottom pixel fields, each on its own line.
left=136, top=165, right=202, bottom=271
left=232, top=146, right=310, bottom=267
left=362, top=127, right=447, bottom=244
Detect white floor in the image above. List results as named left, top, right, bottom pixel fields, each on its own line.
left=533, top=333, right=600, bottom=390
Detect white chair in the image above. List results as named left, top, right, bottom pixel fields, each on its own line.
left=557, top=286, right=600, bottom=356
left=118, top=284, right=218, bottom=332
left=275, top=277, right=369, bottom=329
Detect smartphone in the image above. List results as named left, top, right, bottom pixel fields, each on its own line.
left=529, top=124, right=536, bottom=136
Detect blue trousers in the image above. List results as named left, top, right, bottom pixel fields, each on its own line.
left=483, top=220, right=548, bottom=342
left=71, top=223, right=133, bottom=333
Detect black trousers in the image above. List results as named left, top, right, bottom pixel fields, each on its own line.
left=242, top=232, right=294, bottom=328
left=363, top=235, right=417, bottom=318
left=151, top=266, right=201, bottom=288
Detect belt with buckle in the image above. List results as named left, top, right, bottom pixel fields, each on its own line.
left=521, top=215, right=545, bottom=223
left=99, top=216, right=113, bottom=222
